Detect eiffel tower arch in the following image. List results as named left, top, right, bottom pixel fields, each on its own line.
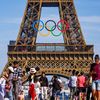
left=1, top=0, right=94, bottom=81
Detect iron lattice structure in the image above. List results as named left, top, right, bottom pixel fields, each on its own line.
left=2, top=0, right=94, bottom=80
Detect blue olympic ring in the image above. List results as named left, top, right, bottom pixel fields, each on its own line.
left=32, top=20, right=44, bottom=32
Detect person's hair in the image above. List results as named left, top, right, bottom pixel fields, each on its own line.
left=95, top=54, right=100, bottom=60
left=53, top=75, right=57, bottom=79
left=75, top=71, right=79, bottom=76
left=9, top=63, right=12, bottom=66
left=80, top=71, right=84, bottom=75
left=13, top=61, right=19, bottom=65
left=42, top=72, right=45, bottom=75
left=72, top=70, right=76, bottom=75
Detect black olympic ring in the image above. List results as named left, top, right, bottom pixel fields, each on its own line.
left=45, top=20, right=56, bottom=31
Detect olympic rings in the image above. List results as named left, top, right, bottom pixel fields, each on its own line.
left=39, top=26, right=51, bottom=37
left=45, top=20, right=56, bottom=31
left=50, top=25, right=62, bottom=36
left=32, top=19, right=69, bottom=37
left=57, top=20, right=69, bottom=32
left=32, top=20, right=44, bottom=32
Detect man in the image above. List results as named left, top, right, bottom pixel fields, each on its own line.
left=69, top=70, right=77, bottom=100
left=51, top=75, right=62, bottom=100
left=40, top=72, right=48, bottom=100
left=90, top=55, right=100, bottom=100
left=12, top=61, right=23, bottom=100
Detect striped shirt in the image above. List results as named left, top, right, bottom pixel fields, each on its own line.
left=13, top=67, right=23, bottom=79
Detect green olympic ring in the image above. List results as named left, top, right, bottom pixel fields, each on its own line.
left=50, top=25, right=62, bottom=36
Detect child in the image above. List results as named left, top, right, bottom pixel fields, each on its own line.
left=18, top=89, right=24, bottom=100
left=4, top=80, right=11, bottom=99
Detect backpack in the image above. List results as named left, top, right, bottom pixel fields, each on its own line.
left=54, top=79, right=62, bottom=91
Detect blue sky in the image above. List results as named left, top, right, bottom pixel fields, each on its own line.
left=0, top=0, right=100, bottom=73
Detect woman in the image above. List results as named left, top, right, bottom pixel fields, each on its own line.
left=0, top=72, right=8, bottom=99
left=34, top=78, right=41, bottom=100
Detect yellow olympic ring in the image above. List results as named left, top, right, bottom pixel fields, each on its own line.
left=39, top=30, right=51, bottom=37
left=38, top=26, right=51, bottom=37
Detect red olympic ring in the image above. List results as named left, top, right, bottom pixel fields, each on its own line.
left=57, top=20, right=69, bottom=32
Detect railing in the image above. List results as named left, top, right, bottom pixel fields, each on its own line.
left=28, top=0, right=73, bottom=2
left=8, top=43, right=93, bottom=53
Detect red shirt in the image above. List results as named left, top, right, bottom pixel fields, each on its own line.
left=93, top=63, right=100, bottom=80
left=77, top=75, right=86, bottom=87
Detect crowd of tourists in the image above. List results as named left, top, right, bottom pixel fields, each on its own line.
left=69, top=54, right=100, bottom=100
left=0, top=54, right=100, bottom=100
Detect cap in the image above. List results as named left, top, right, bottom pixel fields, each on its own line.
left=8, top=66, right=14, bottom=73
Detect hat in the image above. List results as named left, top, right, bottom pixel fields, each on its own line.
left=8, top=66, right=14, bottom=73
left=30, top=68, right=36, bottom=74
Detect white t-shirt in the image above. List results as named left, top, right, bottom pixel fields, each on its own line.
left=70, top=76, right=77, bottom=87
left=0, top=77, right=6, bottom=97
left=35, top=81, right=41, bottom=94
left=0, top=78, right=6, bottom=89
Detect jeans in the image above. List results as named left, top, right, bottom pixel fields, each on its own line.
left=9, top=87, right=13, bottom=100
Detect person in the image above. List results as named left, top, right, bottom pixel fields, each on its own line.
left=18, top=88, right=24, bottom=100
left=86, top=74, right=92, bottom=100
left=40, top=72, right=48, bottom=100
left=4, top=80, right=11, bottom=99
left=28, top=68, right=37, bottom=100
left=7, top=66, right=14, bottom=100
left=12, top=61, right=23, bottom=100
left=34, top=77, right=41, bottom=100
left=28, top=68, right=37, bottom=84
left=90, top=54, right=100, bottom=100
left=51, top=75, right=62, bottom=100
left=29, top=81, right=36, bottom=100
left=0, top=72, right=8, bottom=98
left=77, top=72, right=86, bottom=100
left=69, top=70, right=77, bottom=100
left=74, top=71, right=79, bottom=100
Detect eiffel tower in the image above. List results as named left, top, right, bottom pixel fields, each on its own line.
left=1, top=0, right=94, bottom=81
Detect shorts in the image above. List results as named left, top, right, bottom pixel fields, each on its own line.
left=78, top=87, right=86, bottom=93
left=52, top=89, right=61, bottom=97
left=92, top=80, right=100, bottom=91
left=56, top=90, right=61, bottom=96
left=70, top=87, right=77, bottom=94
